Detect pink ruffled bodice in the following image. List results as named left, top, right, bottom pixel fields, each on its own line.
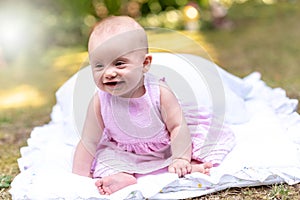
left=99, top=73, right=171, bottom=156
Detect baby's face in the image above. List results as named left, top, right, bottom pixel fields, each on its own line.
left=89, top=30, right=151, bottom=98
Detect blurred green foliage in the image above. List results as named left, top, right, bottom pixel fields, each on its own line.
left=0, top=0, right=297, bottom=63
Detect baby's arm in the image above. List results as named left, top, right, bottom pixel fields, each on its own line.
left=72, top=94, right=104, bottom=178
left=160, top=82, right=192, bottom=177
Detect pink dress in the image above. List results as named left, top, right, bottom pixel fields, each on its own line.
left=92, top=73, right=235, bottom=178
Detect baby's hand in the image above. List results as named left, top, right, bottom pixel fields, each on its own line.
left=168, top=158, right=192, bottom=177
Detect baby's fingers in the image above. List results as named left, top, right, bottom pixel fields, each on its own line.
left=179, top=166, right=187, bottom=177
left=176, top=165, right=191, bottom=177
left=186, top=164, right=192, bottom=174
left=168, top=159, right=192, bottom=177
left=168, top=166, right=175, bottom=174
left=168, top=166, right=184, bottom=177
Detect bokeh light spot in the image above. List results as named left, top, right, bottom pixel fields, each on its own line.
left=0, top=85, right=45, bottom=109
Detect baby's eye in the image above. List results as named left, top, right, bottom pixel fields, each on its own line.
left=95, top=64, right=104, bottom=69
left=115, top=61, right=125, bottom=66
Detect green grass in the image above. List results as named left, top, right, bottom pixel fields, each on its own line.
left=203, top=1, right=300, bottom=105
left=0, top=107, right=52, bottom=199
left=1, top=1, right=300, bottom=199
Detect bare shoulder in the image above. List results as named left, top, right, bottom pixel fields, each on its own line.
left=86, top=92, right=103, bottom=126
left=88, top=92, right=101, bottom=112
left=159, top=80, right=178, bottom=105
left=158, top=79, right=184, bottom=131
left=92, top=92, right=101, bottom=109
left=81, top=92, right=104, bottom=143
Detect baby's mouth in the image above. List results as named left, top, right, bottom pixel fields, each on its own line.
left=104, top=81, right=125, bottom=86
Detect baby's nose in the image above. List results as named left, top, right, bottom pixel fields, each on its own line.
left=104, top=68, right=118, bottom=79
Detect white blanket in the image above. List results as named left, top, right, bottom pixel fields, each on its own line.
left=10, top=53, right=300, bottom=200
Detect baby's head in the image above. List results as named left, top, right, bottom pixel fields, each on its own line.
left=88, top=16, right=148, bottom=57
left=88, top=16, right=152, bottom=98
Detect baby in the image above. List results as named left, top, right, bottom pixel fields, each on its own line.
left=72, top=16, right=235, bottom=195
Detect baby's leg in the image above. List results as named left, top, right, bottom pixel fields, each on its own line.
left=190, top=160, right=213, bottom=175
left=95, top=172, right=137, bottom=195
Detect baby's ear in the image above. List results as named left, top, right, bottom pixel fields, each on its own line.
left=142, top=54, right=152, bottom=73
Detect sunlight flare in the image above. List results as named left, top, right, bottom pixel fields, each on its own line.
left=0, top=85, right=45, bottom=109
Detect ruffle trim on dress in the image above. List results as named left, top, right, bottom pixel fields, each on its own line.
left=100, top=128, right=170, bottom=155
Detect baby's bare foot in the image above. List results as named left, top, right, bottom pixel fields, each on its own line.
left=95, top=173, right=137, bottom=195
left=191, top=161, right=213, bottom=175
